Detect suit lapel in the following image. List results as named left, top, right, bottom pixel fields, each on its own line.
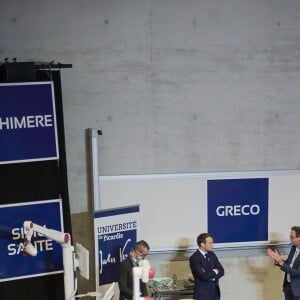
left=287, top=248, right=295, bottom=264
left=201, top=252, right=212, bottom=268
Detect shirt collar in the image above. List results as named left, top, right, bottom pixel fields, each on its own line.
left=198, top=249, right=208, bottom=257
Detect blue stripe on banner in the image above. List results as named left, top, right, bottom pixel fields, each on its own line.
left=94, top=205, right=139, bottom=218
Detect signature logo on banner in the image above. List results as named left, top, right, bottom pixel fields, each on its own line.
left=99, top=238, right=132, bottom=273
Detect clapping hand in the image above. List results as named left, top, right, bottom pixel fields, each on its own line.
left=267, top=248, right=283, bottom=265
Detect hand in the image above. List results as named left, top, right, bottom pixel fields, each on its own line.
left=267, top=248, right=283, bottom=265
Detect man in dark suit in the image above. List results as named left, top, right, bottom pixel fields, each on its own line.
left=118, top=240, right=150, bottom=300
left=267, top=226, right=300, bottom=300
left=189, top=233, right=225, bottom=300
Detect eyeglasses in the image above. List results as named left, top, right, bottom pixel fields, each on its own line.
left=136, top=249, right=148, bottom=257
left=290, top=236, right=298, bottom=239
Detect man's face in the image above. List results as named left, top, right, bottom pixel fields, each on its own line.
left=134, top=246, right=149, bottom=260
left=201, top=236, right=214, bottom=252
left=290, top=230, right=300, bottom=247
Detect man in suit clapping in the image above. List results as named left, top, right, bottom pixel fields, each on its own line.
left=267, top=226, right=300, bottom=300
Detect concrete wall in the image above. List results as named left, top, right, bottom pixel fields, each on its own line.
left=1, top=0, right=300, bottom=298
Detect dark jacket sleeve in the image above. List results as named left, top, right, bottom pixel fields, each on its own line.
left=140, top=281, right=148, bottom=297
left=118, top=259, right=149, bottom=299
left=280, top=256, right=300, bottom=278
left=118, top=259, right=134, bottom=299
left=211, top=252, right=225, bottom=280
left=189, top=251, right=224, bottom=282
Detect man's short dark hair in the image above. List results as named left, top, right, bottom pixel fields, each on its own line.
left=133, top=240, right=150, bottom=252
left=196, top=233, right=213, bottom=247
left=291, top=226, right=300, bottom=237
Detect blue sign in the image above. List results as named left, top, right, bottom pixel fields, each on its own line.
left=0, top=82, right=59, bottom=164
left=208, top=178, right=268, bottom=243
left=0, top=199, right=64, bottom=282
left=94, top=206, right=139, bottom=285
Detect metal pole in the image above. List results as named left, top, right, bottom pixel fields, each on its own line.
left=89, top=128, right=102, bottom=300
left=62, top=243, right=75, bottom=300
left=89, top=128, right=102, bottom=211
